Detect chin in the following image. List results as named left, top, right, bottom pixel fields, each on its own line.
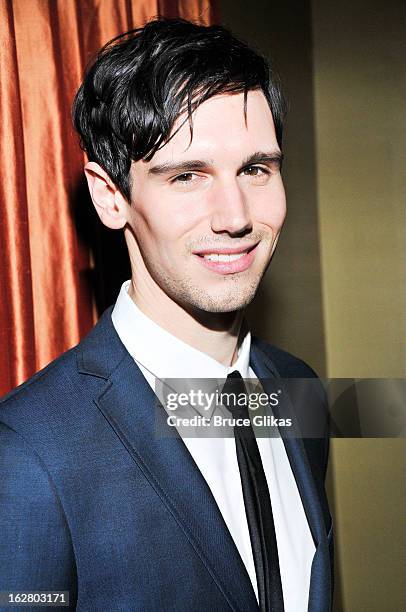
left=199, top=302, right=250, bottom=314
left=154, top=270, right=262, bottom=315
left=182, top=285, right=259, bottom=314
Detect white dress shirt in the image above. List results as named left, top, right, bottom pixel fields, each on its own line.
left=112, top=280, right=315, bottom=610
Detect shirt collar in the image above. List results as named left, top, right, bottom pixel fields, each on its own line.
left=111, top=280, right=251, bottom=381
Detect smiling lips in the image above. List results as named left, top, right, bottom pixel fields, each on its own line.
left=193, top=243, right=259, bottom=274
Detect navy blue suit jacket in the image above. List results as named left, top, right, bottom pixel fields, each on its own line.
left=0, top=307, right=333, bottom=611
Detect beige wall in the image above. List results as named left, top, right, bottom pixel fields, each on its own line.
left=220, top=1, right=406, bottom=610
left=312, top=1, right=406, bottom=609
left=312, top=0, right=406, bottom=379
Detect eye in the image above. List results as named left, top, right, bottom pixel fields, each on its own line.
left=171, top=172, right=196, bottom=183
left=241, top=165, right=270, bottom=177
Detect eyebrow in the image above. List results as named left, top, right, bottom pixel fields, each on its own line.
left=148, top=150, right=284, bottom=176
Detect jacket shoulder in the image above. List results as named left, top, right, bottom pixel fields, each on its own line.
left=0, top=343, right=80, bottom=408
left=0, top=306, right=117, bottom=417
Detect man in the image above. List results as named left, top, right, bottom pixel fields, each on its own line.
left=0, top=18, right=333, bottom=612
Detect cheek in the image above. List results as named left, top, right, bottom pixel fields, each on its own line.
left=246, top=175, right=286, bottom=229
left=129, top=203, right=191, bottom=260
left=132, top=190, right=207, bottom=246
left=254, top=193, right=286, bottom=231
left=271, top=203, right=287, bottom=229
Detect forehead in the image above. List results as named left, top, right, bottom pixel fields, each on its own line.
left=149, top=90, right=278, bottom=164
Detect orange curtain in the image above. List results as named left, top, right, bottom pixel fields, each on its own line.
left=0, top=0, right=220, bottom=396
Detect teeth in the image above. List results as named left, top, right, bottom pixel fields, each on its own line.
left=203, top=252, right=246, bottom=262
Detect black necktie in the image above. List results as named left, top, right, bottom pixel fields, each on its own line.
left=222, top=371, right=284, bottom=612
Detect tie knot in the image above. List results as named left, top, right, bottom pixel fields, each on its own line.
left=222, top=371, right=249, bottom=418
left=228, top=370, right=243, bottom=381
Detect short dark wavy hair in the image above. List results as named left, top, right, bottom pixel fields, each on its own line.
left=73, top=18, right=286, bottom=201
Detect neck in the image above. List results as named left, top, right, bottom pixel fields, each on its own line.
left=127, top=278, right=245, bottom=367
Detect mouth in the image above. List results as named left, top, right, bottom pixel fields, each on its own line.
left=192, top=242, right=260, bottom=275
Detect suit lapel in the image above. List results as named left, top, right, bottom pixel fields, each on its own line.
left=250, top=340, right=332, bottom=611
left=249, top=340, right=328, bottom=548
left=78, top=308, right=258, bottom=612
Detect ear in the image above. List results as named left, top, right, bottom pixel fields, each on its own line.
left=84, top=162, right=129, bottom=230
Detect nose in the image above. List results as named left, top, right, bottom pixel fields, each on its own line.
left=210, top=178, right=253, bottom=236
